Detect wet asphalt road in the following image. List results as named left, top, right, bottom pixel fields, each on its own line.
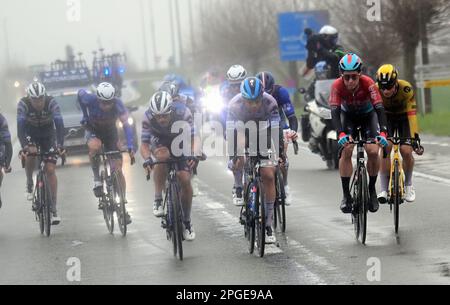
left=1, top=116, right=450, bottom=285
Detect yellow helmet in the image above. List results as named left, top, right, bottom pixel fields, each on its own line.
left=376, top=64, right=399, bottom=89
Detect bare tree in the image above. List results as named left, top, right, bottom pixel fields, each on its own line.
left=327, top=0, right=450, bottom=113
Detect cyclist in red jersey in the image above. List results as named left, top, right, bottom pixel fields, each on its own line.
left=329, top=53, right=388, bottom=214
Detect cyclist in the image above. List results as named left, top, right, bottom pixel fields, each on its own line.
left=329, top=54, right=389, bottom=214
left=257, top=71, right=298, bottom=203
left=17, top=82, right=65, bottom=225
left=0, top=112, right=12, bottom=208
left=227, top=77, right=284, bottom=244
left=78, top=82, right=135, bottom=224
left=159, top=80, right=203, bottom=197
left=304, top=25, right=346, bottom=79
left=375, top=64, right=424, bottom=203
left=220, top=65, right=248, bottom=206
left=141, top=91, right=202, bottom=241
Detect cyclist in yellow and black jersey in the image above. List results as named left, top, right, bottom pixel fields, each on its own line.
left=376, top=64, right=424, bottom=204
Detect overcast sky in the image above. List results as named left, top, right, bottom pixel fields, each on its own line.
left=0, top=0, right=195, bottom=72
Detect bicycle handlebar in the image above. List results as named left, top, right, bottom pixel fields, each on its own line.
left=144, top=154, right=207, bottom=181
left=338, top=140, right=388, bottom=160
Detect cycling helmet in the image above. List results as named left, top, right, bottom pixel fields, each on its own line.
left=26, top=82, right=46, bottom=98
left=376, top=64, right=399, bottom=89
left=339, top=53, right=363, bottom=73
left=96, top=82, right=116, bottom=101
left=159, top=81, right=180, bottom=97
left=226, top=65, right=247, bottom=82
left=240, top=77, right=264, bottom=101
left=256, top=71, right=275, bottom=94
left=150, top=91, right=173, bottom=115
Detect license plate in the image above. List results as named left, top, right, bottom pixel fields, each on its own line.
left=66, top=138, right=85, bottom=147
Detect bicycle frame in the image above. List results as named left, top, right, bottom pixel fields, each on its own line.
left=388, top=130, right=405, bottom=205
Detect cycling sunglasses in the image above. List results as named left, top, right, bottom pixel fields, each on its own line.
left=342, top=74, right=360, bottom=81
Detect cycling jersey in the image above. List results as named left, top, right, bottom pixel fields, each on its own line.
left=141, top=101, right=196, bottom=150
left=329, top=75, right=387, bottom=136
left=226, top=93, right=283, bottom=156
left=78, top=89, right=134, bottom=149
left=0, top=114, right=12, bottom=168
left=377, top=79, right=419, bottom=139
left=271, top=85, right=298, bottom=131
left=17, top=96, right=65, bottom=149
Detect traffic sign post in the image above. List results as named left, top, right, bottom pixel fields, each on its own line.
left=278, top=10, right=330, bottom=62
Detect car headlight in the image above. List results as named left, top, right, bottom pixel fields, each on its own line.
left=203, top=94, right=224, bottom=114
left=128, top=117, right=134, bottom=126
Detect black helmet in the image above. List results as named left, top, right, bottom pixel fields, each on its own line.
left=256, top=72, right=275, bottom=94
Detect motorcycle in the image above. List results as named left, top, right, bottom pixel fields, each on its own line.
left=299, top=79, right=339, bottom=170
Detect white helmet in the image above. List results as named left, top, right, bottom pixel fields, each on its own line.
left=96, top=82, right=116, bottom=101
left=26, top=82, right=46, bottom=98
left=150, top=91, right=173, bottom=115
left=226, top=65, right=247, bottom=82
left=319, top=25, right=338, bottom=36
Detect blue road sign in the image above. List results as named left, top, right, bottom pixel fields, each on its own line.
left=278, top=10, right=330, bottom=62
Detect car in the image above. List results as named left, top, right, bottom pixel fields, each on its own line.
left=49, top=88, right=139, bottom=155
left=49, top=88, right=87, bottom=154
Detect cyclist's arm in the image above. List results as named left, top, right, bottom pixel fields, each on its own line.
left=406, top=90, right=419, bottom=138
left=50, top=98, right=65, bottom=147
left=140, top=113, right=153, bottom=160
left=278, top=87, right=299, bottom=132
left=268, top=98, right=284, bottom=157
left=369, top=84, right=388, bottom=134
left=117, top=100, right=134, bottom=150
left=5, top=141, right=12, bottom=168
left=77, top=89, right=90, bottom=121
left=17, top=100, right=30, bottom=148
left=329, top=84, right=344, bottom=134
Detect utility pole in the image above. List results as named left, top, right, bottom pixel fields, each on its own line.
left=168, top=0, right=177, bottom=68
left=174, top=0, right=184, bottom=68
left=418, top=2, right=432, bottom=114
left=148, top=0, right=159, bottom=69
left=3, top=18, right=11, bottom=68
left=140, top=0, right=150, bottom=71
left=188, top=0, right=196, bottom=62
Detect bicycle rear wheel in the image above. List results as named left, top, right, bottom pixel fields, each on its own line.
left=274, top=170, right=286, bottom=233
left=170, top=183, right=183, bottom=261
left=393, top=161, right=400, bottom=234
left=112, top=172, right=127, bottom=237
left=358, top=167, right=368, bottom=245
left=42, top=174, right=53, bottom=237
left=256, top=178, right=266, bottom=258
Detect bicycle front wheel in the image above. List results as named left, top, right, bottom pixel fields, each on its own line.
left=256, top=178, right=266, bottom=258
left=42, top=174, right=53, bottom=237
left=358, top=167, right=369, bottom=245
left=112, top=172, right=127, bottom=237
left=170, top=183, right=183, bottom=261
left=35, top=174, right=44, bottom=235
left=393, top=161, right=400, bottom=234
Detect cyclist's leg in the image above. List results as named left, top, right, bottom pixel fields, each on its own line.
left=87, top=131, right=103, bottom=187
left=260, top=166, right=276, bottom=226
left=339, top=112, right=355, bottom=208
left=176, top=163, right=196, bottom=240
left=153, top=146, right=170, bottom=200
left=399, top=116, right=415, bottom=188
left=281, top=140, right=289, bottom=186
left=40, top=137, right=59, bottom=213
left=364, top=111, right=381, bottom=191
left=24, top=141, right=38, bottom=193
left=400, top=145, right=414, bottom=185
left=0, top=144, right=4, bottom=188
left=379, top=117, right=395, bottom=198
left=176, top=167, right=193, bottom=223
left=364, top=111, right=381, bottom=212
